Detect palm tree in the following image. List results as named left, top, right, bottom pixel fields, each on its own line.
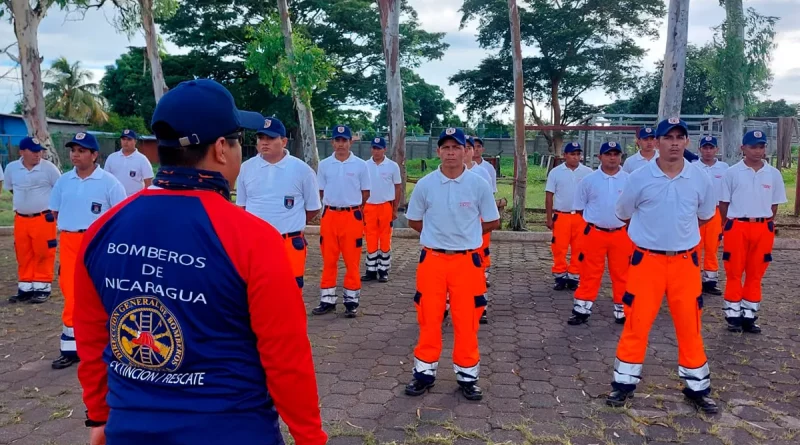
left=44, top=57, right=108, bottom=124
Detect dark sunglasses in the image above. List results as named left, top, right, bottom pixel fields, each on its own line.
left=223, top=131, right=243, bottom=145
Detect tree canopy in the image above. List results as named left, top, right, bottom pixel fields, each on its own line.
left=44, top=57, right=108, bottom=124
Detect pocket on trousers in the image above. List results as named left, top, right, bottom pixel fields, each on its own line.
left=578, top=252, right=584, bottom=262
left=414, top=291, right=424, bottom=325
left=551, top=236, right=556, bottom=244
left=45, top=212, right=55, bottom=223
left=471, top=252, right=483, bottom=268
left=724, top=219, right=733, bottom=231
left=696, top=295, right=703, bottom=334
left=552, top=213, right=559, bottom=223
left=474, top=295, right=488, bottom=330
left=764, top=253, right=773, bottom=263
left=47, top=239, right=57, bottom=249
left=768, top=221, right=774, bottom=233
left=722, top=251, right=731, bottom=261
left=354, top=210, right=363, bottom=221
left=584, top=224, right=591, bottom=235
left=622, top=292, right=634, bottom=307
left=419, top=249, right=427, bottom=263
left=630, top=250, right=644, bottom=266
left=691, top=251, right=699, bottom=267
left=291, top=236, right=306, bottom=251
left=355, top=238, right=363, bottom=248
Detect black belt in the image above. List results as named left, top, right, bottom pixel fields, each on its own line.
left=636, top=246, right=693, bottom=257
left=281, top=231, right=304, bottom=239
left=16, top=210, right=51, bottom=218
left=588, top=223, right=625, bottom=233
left=325, top=205, right=361, bottom=211
left=425, top=247, right=477, bottom=255
left=554, top=210, right=577, bottom=215
left=735, top=217, right=772, bottom=223
left=62, top=229, right=87, bottom=234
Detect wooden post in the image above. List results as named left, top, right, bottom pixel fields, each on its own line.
left=508, top=0, right=528, bottom=231
left=378, top=0, right=407, bottom=208
left=658, top=0, right=690, bottom=121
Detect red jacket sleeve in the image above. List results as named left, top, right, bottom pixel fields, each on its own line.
left=204, top=195, right=326, bottom=445
left=73, top=228, right=111, bottom=423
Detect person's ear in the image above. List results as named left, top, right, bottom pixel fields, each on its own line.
left=282, top=137, right=289, bottom=149
left=211, top=137, right=228, bottom=166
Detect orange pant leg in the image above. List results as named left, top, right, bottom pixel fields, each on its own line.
left=573, top=227, right=606, bottom=315
left=31, top=213, right=58, bottom=294
left=613, top=249, right=667, bottom=391
left=666, top=249, right=710, bottom=396
left=13, top=215, right=35, bottom=293
left=364, top=203, right=381, bottom=273
left=58, top=231, right=83, bottom=357
left=607, top=229, right=633, bottom=320
left=284, top=234, right=308, bottom=289
left=722, top=220, right=747, bottom=322
left=341, top=208, right=365, bottom=306
left=550, top=213, right=571, bottom=281
left=377, top=202, right=394, bottom=273
left=567, top=214, right=585, bottom=280
left=320, top=209, right=342, bottom=303
left=699, top=209, right=722, bottom=285
left=741, top=221, right=775, bottom=320
left=412, top=249, right=449, bottom=383
left=449, top=251, right=487, bottom=385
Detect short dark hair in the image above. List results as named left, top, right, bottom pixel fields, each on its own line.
left=154, top=121, right=212, bottom=167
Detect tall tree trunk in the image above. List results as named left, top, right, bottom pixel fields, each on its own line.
left=508, top=0, right=528, bottom=231
left=378, top=0, right=407, bottom=208
left=9, top=0, right=60, bottom=169
left=139, top=0, right=168, bottom=103
left=658, top=0, right=690, bottom=120
left=721, top=0, right=745, bottom=164
left=550, top=79, right=563, bottom=156
left=277, top=0, right=320, bottom=171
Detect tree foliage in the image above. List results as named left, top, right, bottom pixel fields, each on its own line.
left=376, top=69, right=456, bottom=132
left=750, top=99, right=798, bottom=118
left=44, top=56, right=108, bottom=124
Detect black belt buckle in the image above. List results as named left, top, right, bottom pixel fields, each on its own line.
left=431, top=248, right=467, bottom=255
left=282, top=231, right=303, bottom=239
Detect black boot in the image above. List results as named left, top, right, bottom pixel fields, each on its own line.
left=28, top=291, right=50, bottom=304
left=378, top=271, right=389, bottom=283
left=459, top=383, right=483, bottom=401
left=51, top=354, right=80, bottom=370
left=566, top=279, right=579, bottom=291
left=685, top=392, right=719, bottom=414
left=606, top=389, right=634, bottom=407
left=8, top=290, right=33, bottom=304
left=567, top=313, right=590, bottom=325
left=312, top=303, right=336, bottom=315
left=344, top=303, right=358, bottom=318
left=615, top=316, right=626, bottom=325
left=405, top=378, right=434, bottom=396
left=553, top=279, right=567, bottom=291
left=702, top=282, right=722, bottom=296
left=361, top=271, right=377, bottom=282
left=479, top=309, right=488, bottom=325
left=726, top=317, right=743, bottom=333
left=742, top=319, right=762, bottom=334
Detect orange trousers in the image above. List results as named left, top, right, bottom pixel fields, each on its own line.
left=722, top=219, right=775, bottom=322
left=573, top=225, right=631, bottom=319
left=551, top=212, right=584, bottom=282
left=613, top=247, right=710, bottom=396
left=364, top=202, right=393, bottom=273
left=320, top=206, right=364, bottom=306
left=58, top=231, right=84, bottom=357
left=283, top=232, right=308, bottom=288
left=412, top=248, right=486, bottom=385
left=698, top=208, right=722, bottom=284
left=480, top=231, right=491, bottom=281
left=13, top=212, right=57, bottom=295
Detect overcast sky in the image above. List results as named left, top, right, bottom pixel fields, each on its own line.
left=1, top=0, right=799, bottom=119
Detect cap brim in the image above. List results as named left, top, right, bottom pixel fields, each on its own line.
left=333, top=135, right=352, bottom=140
left=371, top=145, right=386, bottom=149
left=120, top=135, right=137, bottom=140
left=66, top=141, right=97, bottom=150
left=659, top=124, right=688, bottom=137
left=23, top=146, right=44, bottom=152
left=438, top=136, right=465, bottom=147
left=256, top=130, right=284, bottom=138
left=238, top=110, right=265, bottom=131
left=601, top=149, right=622, bottom=154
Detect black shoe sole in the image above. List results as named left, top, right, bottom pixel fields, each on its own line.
left=606, top=393, right=633, bottom=407
left=361, top=277, right=376, bottom=282
left=405, top=383, right=434, bottom=396
left=479, top=317, right=488, bottom=325
left=28, top=297, right=50, bottom=304
left=51, top=359, right=79, bottom=370
left=312, top=307, right=336, bottom=316
left=460, top=388, right=483, bottom=401
left=742, top=327, right=761, bottom=334
left=344, top=312, right=357, bottom=318
left=378, top=278, right=389, bottom=283
left=727, top=325, right=743, bottom=333
left=567, top=317, right=588, bottom=326
left=615, top=318, right=626, bottom=325
left=686, top=396, right=719, bottom=414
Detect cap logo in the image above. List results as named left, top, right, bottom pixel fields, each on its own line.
left=123, top=130, right=130, bottom=135
left=374, top=138, right=380, bottom=143
left=645, top=128, right=652, bottom=133
left=668, top=117, right=680, bottom=124
left=445, top=128, right=456, bottom=135
left=31, top=138, right=40, bottom=144
left=754, top=131, right=763, bottom=138
left=609, top=142, right=617, bottom=148
left=75, top=133, right=86, bottom=140
left=705, top=136, right=712, bottom=141
left=337, top=126, right=345, bottom=133
left=264, top=119, right=272, bottom=128
left=572, top=142, right=578, bottom=147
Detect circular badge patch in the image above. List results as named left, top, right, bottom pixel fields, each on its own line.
left=109, top=297, right=184, bottom=372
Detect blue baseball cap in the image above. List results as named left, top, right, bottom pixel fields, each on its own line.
left=371, top=137, right=386, bottom=149
left=466, top=136, right=475, bottom=147
left=656, top=117, right=689, bottom=137
left=257, top=116, right=287, bottom=138
left=743, top=130, right=767, bottom=146
left=151, top=78, right=262, bottom=148
left=683, top=149, right=699, bottom=162
left=699, top=135, right=718, bottom=148
left=599, top=141, right=622, bottom=154
left=332, top=125, right=352, bottom=140
left=19, top=136, right=44, bottom=152
left=564, top=142, right=582, bottom=153
left=473, top=137, right=484, bottom=145
left=638, top=127, right=655, bottom=139
left=66, top=132, right=100, bottom=151
left=120, top=129, right=138, bottom=140
left=437, top=127, right=467, bottom=147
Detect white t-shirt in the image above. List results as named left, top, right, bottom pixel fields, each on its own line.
left=3, top=159, right=61, bottom=214
left=721, top=160, right=788, bottom=218
left=235, top=151, right=322, bottom=234
left=476, top=159, right=498, bottom=193
left=103, top=149, right=155, bottom=196
left=692, top=159, right=729, bottom=204
left=49, top=167, right=127, bottom=231
left=617, top=160, right=715, bottom=251
left=406, top=167, right=500, bottom=251
left=366, top=157, right=402, bottom=204
left=622, top=150, right=659, bottom=174
left=573, top=168, right=628, bottom=229
left=317, top=152, right=370, bottom=207
left=545, top=163, right=593, bottom=212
